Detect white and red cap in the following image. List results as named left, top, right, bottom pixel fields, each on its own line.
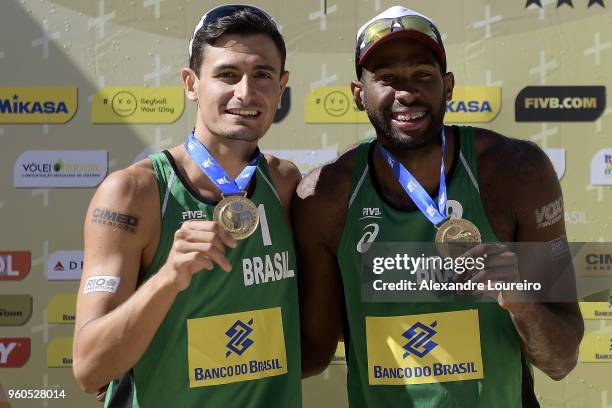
left=355, top=6, right=446, bottom=73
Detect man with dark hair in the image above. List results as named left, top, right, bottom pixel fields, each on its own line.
left=294, top=5, right=583, bottom=407
left=73, top=5, right=301, bottom=407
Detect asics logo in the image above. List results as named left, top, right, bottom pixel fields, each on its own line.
left=356, top=223, right=379, bottom=253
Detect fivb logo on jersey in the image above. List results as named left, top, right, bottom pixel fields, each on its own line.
left=182, top=210, right=207, bottom=222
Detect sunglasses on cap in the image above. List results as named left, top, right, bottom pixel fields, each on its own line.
left=189, top=4, right=280, bottom=57
left=355, top=15, right=446, bottom=71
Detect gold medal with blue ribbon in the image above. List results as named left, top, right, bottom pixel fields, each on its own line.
left=184, top=132, right=260, bottom=240
left=378, top=128, right=481, bottom=257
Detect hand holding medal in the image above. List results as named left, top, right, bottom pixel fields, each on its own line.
left=455, top=243, right=530, bottom=310
left=184, top=133, right=260, bottom=240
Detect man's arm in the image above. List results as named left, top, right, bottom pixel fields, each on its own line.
left=292, top=153, right=354, bottom=378
left=73, top=164, right=236, bottom=393
left=477, top=134, right=584, bottom=380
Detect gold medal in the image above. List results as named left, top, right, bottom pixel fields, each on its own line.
left=435, top=218, right=481, bottom=258
left=213, top=194, right=259, bottom=240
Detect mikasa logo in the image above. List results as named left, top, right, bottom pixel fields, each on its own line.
left=0, top=94, right=68, bottom=114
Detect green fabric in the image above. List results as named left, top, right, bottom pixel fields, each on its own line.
left=337, top=127, right=522, bottom=407
left=106, top=151, right=301, bottom=408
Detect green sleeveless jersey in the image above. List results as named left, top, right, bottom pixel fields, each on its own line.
left=104, top=151, right=301, bottom=408
left=338, top=127, right=524, bottom=407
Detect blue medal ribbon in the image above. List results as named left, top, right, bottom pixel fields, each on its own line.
left=183, top=132, right=260, bottom=196
left=378, top=128, right=448, bottom=226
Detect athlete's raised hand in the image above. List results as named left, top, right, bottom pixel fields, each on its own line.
left=160, top=221, right=237, bottom=292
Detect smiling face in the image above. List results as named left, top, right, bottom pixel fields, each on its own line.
left=352, top=38, right=454, bottom=149
left=324, top=91, right=350, bottom=117
left=186, top=33, right=288, bottom=143
left=111, top=91, right=138, bottom=117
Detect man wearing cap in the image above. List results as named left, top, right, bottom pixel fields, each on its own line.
left=73, top=5, right=301, bottom=407
left=294, top=5, right=583, bottom=407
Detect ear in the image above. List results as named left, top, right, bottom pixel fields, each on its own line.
left=279, top=70, right=289, bottom=99
left=181, top=68, right=199, bottom=102
left=443, top=71, right=455, bottom=101
left=351, top=80, right=365, bottom=111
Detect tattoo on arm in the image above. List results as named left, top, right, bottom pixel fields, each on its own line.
left=534, top=197, right=563, bottom=229
left=548, top=235, right=569, bottom=261
left=91, top=208, right=139, bottom=233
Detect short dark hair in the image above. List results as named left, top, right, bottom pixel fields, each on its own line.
left=189, top=9, right=286, bottom=75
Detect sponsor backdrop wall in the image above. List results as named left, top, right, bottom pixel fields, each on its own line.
left=0, top=0, right=610, bottom=407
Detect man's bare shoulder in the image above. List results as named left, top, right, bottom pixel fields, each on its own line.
left=261, top=154, right=302, bottom=214
left=293, top=143, right=362, bottom=251
left=296, top=143, right=361, bottom=202
left=92, top=158, right=159, bottom=215
left=473, top=127, right=558, bottom=224
left=473, top=127, right=554, bottom=184
left=84, top=158, right=161, bottom=257
left=262, top=154, right=302, bottom=187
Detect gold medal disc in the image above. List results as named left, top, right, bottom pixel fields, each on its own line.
left=435, top=218, right=481, bottom=257
left=213, top=195, right=259, bottom=240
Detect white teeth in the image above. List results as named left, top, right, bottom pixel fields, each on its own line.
left=227, top=109, right=259, bottom=116
left=394, top=111, right=426, bottom=121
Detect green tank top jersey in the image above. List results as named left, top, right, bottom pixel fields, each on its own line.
left=104, top=151, right=301, bottom=408
left=338, top=127, right=524, bottom=407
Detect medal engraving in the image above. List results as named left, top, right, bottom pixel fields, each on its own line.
left=435, top=218, right=481, bottom=257
left=213, top=195, right=259, bottom=240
